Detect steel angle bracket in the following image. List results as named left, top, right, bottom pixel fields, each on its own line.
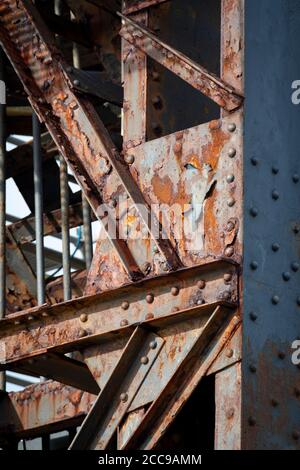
left=69, top=326, right=164, bottom=450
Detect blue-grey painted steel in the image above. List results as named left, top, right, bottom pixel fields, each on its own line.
left=243, top=0, right=300, bottom=449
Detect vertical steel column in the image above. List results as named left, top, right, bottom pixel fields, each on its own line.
left=55, top=0, right=71, bottom=300
left=0, top=49, right=6, bottom=390
left=32, top=113, right=45, bottom=305
left=59, top=155, right=71, bottom=300
left=72, top=42, right=93, bottom=269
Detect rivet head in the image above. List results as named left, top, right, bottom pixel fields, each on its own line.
left=173, top=142, right=182, bottom=154
left=278, top=351, right=285, bottom=360
left=171, top=286, right=179, bottom=296
left=226, top=348, right=234, bottom=358
left=120, top=319, right=129, bottom=327
left=272, top=295, right=280, bottom=305
left=125, top=154, right=135, bottom=164
left=145, top=312, right=154, bottom=320
left=149, top=340, right=157, bottom=349
left=271, top=398, right=279, bottom=407
left=221, top=290, right=231, bottom=301
left=141, top=356, right=149, bottom=365
left=226, top=174, right=235, bottom=184
left=121, top=301, right=129, bottom=310
left=226, top=220, right=235, bottom=232
left=228, top=123, right=236, bottom=132
left=80, top=313, right=88, bottom=323
left=73, top=79, right=80, bottom=86
left=248, top=416, right=256, bottom=426
left=272, top=190, right=279, bottom=200
left=28, top=315, right=34, bottom=321
left=224, top=273, right=232, bottom=283
left=153, top=246, right=159, bottom=254
left=78, top=328, right=87, bottom=338
left=250, top=207, right=258, bottom=217
left=293, top=174, right=299, bottom=183
left=196, top=299, right=205, bottom=305
left=224, top=246, right=234, bottom=257
left=14, top=320, right=21, bottom=325
left=226, top=407, right=235, bottom=419
left=291, top=262, right=299, bottom=272
left=250, top=261, right=258, bottom=271
left=227, top=198, right=236, bottom=207
left=272, top=166, right=279, bottom=175
left=282, top=272, right=291, bottom=281
left=120, top=393, right=128, bottom=403
left=297, top=297, right=300, bottom=307
left=292, top=430, right=300, bottom=441
left=249, top=364, right=257, bottom=373
left=228, top=148, right=236, bottom=158
left=197, top=280, right=206, bottom=289
left=249, top=312, right=258, bottom=322
left=171, top=306, right=180, bottom=313
left=272, top=243, right=280, bottom=252
left=294, top=387, right=300, bottom=397
left=293, top=224, right=300, bottom=234
left=251, top=157, right=259, bottom=166
left=146, top=293, right=154, bottom=304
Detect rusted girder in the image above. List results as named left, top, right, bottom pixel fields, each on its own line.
left=119, top=13, right=244, bottom=112
left=8, top=202, right=94, bottom=245
left=123, top=0, right=170, bottom=15
left=0, top=0, right=181, bottom=280
left=0, top=381, right=94, bottom=440
left=0, top=259, right=238, bottom=366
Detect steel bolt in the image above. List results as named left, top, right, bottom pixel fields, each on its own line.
left=293, top=174, right=299, bottom=183
left=222, top=290, right=231, bottom=301
left=226, top=408, right=235, bottom=419
left=228, top=148, right=236, bottom=158
left=196, top=299, right=205, bottom=305
left=282, top=272, right=291, bottom=281
left=73, top=79, right=80, bottom=86
left=120, top=319, right=129, bottom=327
left=173, top=142, right=182, bottom=154
left=171, top=286, right=179, bottom=296
left=272, top=295, right=280, bottom=305
left=224, top=246, right=234, bottom=257
left=249, top=207, right=258, bottom=217
left=80, top=313, right=88, bottom=323
left=146, top=293, right=154, bottom=304
left=152, top=71, right=159, bottom=81
left=141, top=356, right=149, bottom=365
left=14, top=320, right=21, bottom=326
left=197, top=280, right=206, bottom=289
left=251, top=157, right=259, bottom=166
left=227, top=198, right=236, bottom=207
left=272, top=190, right=279, bottom=200
left=272, top=243, right=280, bottom=252
left=121, top=301, right=129, bottom=310
left=153, top=246, right=159, bottom=254
left=226, top=220, right=235, bottom=232
left=228, top=123, right=236, bottom=132
left=294, top=387, right=300, bottom=398
left=149, top=340, right=157, bottom=349
left=249, top=364, right=257, bottom=373
left=278, top=351, right=285, bottom=360
left=291, top=262, right=299, bottom=272
left=151, top=95, right=162, bottom=107
left=120, top=393, right=128, bottom=403
left=125, top=154, right=135, bottom=164
left=152, top=122, right=162, bottom=135
left=28, top=315, right=34, bottom=321
left=226, top=174, right=235, bottom=184
left=272, top=166, right=279, bottom=175
left=292, top=430, right=300, bottom=441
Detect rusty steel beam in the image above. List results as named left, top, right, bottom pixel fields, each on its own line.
left=0, top=380, right=94, bottom=439
left=0, top=259, right=238, bottom=366
left=123, top=310, right=240, bottom=449
left=8, top=202, right=94, bottom=245
left=119, top=13, right=244, bottom=112
left=0, top=0, right=181, bottom=280
left=123, top=0, right=170, bottom=15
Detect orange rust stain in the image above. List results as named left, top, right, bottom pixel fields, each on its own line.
left=151, top=175, right=175, bottom=204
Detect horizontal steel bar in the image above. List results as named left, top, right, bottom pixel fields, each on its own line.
left=0, top=259, right=238, bottom=366
left=119, top=13, right=244, bottom=111
left=123, top=0, right=170, bottom=15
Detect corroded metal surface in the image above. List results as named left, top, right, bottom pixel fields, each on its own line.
left=0, top=259, right=238, bottom=365
left=0, top=381, right=94, bottom=438
left=120, top=13, right=244, bottom=112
